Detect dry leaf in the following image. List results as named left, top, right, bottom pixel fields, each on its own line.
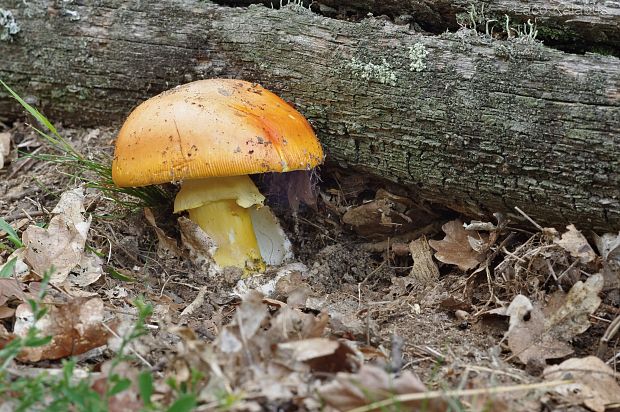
left=593, top=231, right=620, bottom=262
left=341, top=189, right=431, bottom=238
left=22, top=188, right=91, bottom=284
left=144, top=208, right=183, bottom=259
left=13, top=297, right=111, bottom=362
left=0, top=278, right=31, bottom=306
left=554, top=224, right=596, bottom=263
left=172, top=291, right=352, bottom=407
left=429, top=220, right=485, bottom=270
left=289, top=338, right=360, bottom=374
left=277, top=337, right=340, bottom=361
left=543, top=356, right=620, bottom=412
left=318, top=364, right=446, bottom=411
left=67, top=252, right=103, bottom=287
left=506, top=274, right=603, bottom=365
left=235, top=291, right=268, bottom=340
left=409, top=236, right=440, bottom=285
left=51, top=188, right=87, bottom=223
left=594, top=232, right=620, bottom=290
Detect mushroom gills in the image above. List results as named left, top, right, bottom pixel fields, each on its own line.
left=174, top=175, right=291, bottom=272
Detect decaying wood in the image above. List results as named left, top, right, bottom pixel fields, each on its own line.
left=212, top=0, right=620, bottom=53
left=0, top=1, right=618, bottom=230
left=317, top=0, right=620, bottom=53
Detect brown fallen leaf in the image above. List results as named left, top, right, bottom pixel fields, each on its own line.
left=429, top=220, right=486, bottom=271
left=277, top=338, right=360, bottom=373
left=543, top=356, right=620, bottom=412
left=506, top=274, right=603, bottom=365
left=67, top=252, right=103, bottom=288
left=22, top=188, right=91, bottom=284
left=409, top=236, right=440, bottom=286
left=318, top=364, right=446, bottom=411
left=594, top=231, right=620, bottom=262
left=594, top=231, right=620, bottom=290
left=171, top=291, right=354, bottom=408
left=0, top=278, right=31, bottom=306
left=554, top=224, right=596, bottom=263
left=144, top=208, right=183, bottom=259
left=342, top=189, right=434, bottom=239
left=12, top=297, right=111, bottom=362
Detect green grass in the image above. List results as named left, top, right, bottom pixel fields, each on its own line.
left=0, top=216, right=23, bottom=249
left=0, top=80, right=172, bottom=209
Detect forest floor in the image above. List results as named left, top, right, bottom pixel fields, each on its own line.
left=1, top=123, right=619, bottom=411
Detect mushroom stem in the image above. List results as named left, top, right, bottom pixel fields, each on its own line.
left=174, top=175, right=266, bottom=272
left=188, top=199, right=265, bottom=271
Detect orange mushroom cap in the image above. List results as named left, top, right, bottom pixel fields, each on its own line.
left=112, top=79, right=324, bottom=188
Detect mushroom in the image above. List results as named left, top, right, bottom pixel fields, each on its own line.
left=112, top=79, right=324, bottom=272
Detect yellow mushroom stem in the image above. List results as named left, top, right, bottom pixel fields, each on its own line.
left=188, top=200, right=264, bottom=271
left=174, top=176, right=266, bottom=272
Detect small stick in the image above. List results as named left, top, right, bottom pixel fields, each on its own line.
left=180, top=286, right=208, bottom=318
left=599, top=314, right=620, bottom=360
left=4, top=210, right=47, bottom=222
left=514, top=206, right=543, bottom=231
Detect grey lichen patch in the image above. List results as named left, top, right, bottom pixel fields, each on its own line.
left=0, top=9, right=20, bottom=42
left=408, top=43, right=428, bottom=72
left=346, top=57, right=397, bottom=86
left=61, top=9, right=81, bottom=21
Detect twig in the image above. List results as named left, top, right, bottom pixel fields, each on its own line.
left=2, top=186, right=42, bottom=202
left=180, top=286, right=208, bottom=318
left=514, top=206, right=543, bottom=231
left=359, top=223, right=440, bottom=254
left=4, top=210, right=47, bottom=222
left=599, top=314, right=620, bottom=361
left=545, top=259, right=563, bottom=292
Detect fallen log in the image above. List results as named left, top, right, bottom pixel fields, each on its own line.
left=213, top=0, right=620, bottom=54
left=0, top=1, right=618, bottom=230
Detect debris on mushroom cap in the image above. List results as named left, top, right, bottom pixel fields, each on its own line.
left=111, top=79, right=324, bottom=188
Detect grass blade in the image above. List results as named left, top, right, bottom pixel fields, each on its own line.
left=1, top=80, right=171, bottom=209
left=0, top=80, right=75, bottom=154
left=0, top=257, right=18, bottom=278
left=0, top=217, right=23, bottom=248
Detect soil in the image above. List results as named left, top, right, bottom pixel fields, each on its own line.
left=1, top=123, right=618, bottom=411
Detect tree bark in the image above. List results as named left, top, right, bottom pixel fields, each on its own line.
left=0, top=1, right=618, bottom=231
left=212, top=0, right=620, bottom=54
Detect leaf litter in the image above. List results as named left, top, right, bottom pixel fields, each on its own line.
left=0, top=125, right=619, bottom=411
